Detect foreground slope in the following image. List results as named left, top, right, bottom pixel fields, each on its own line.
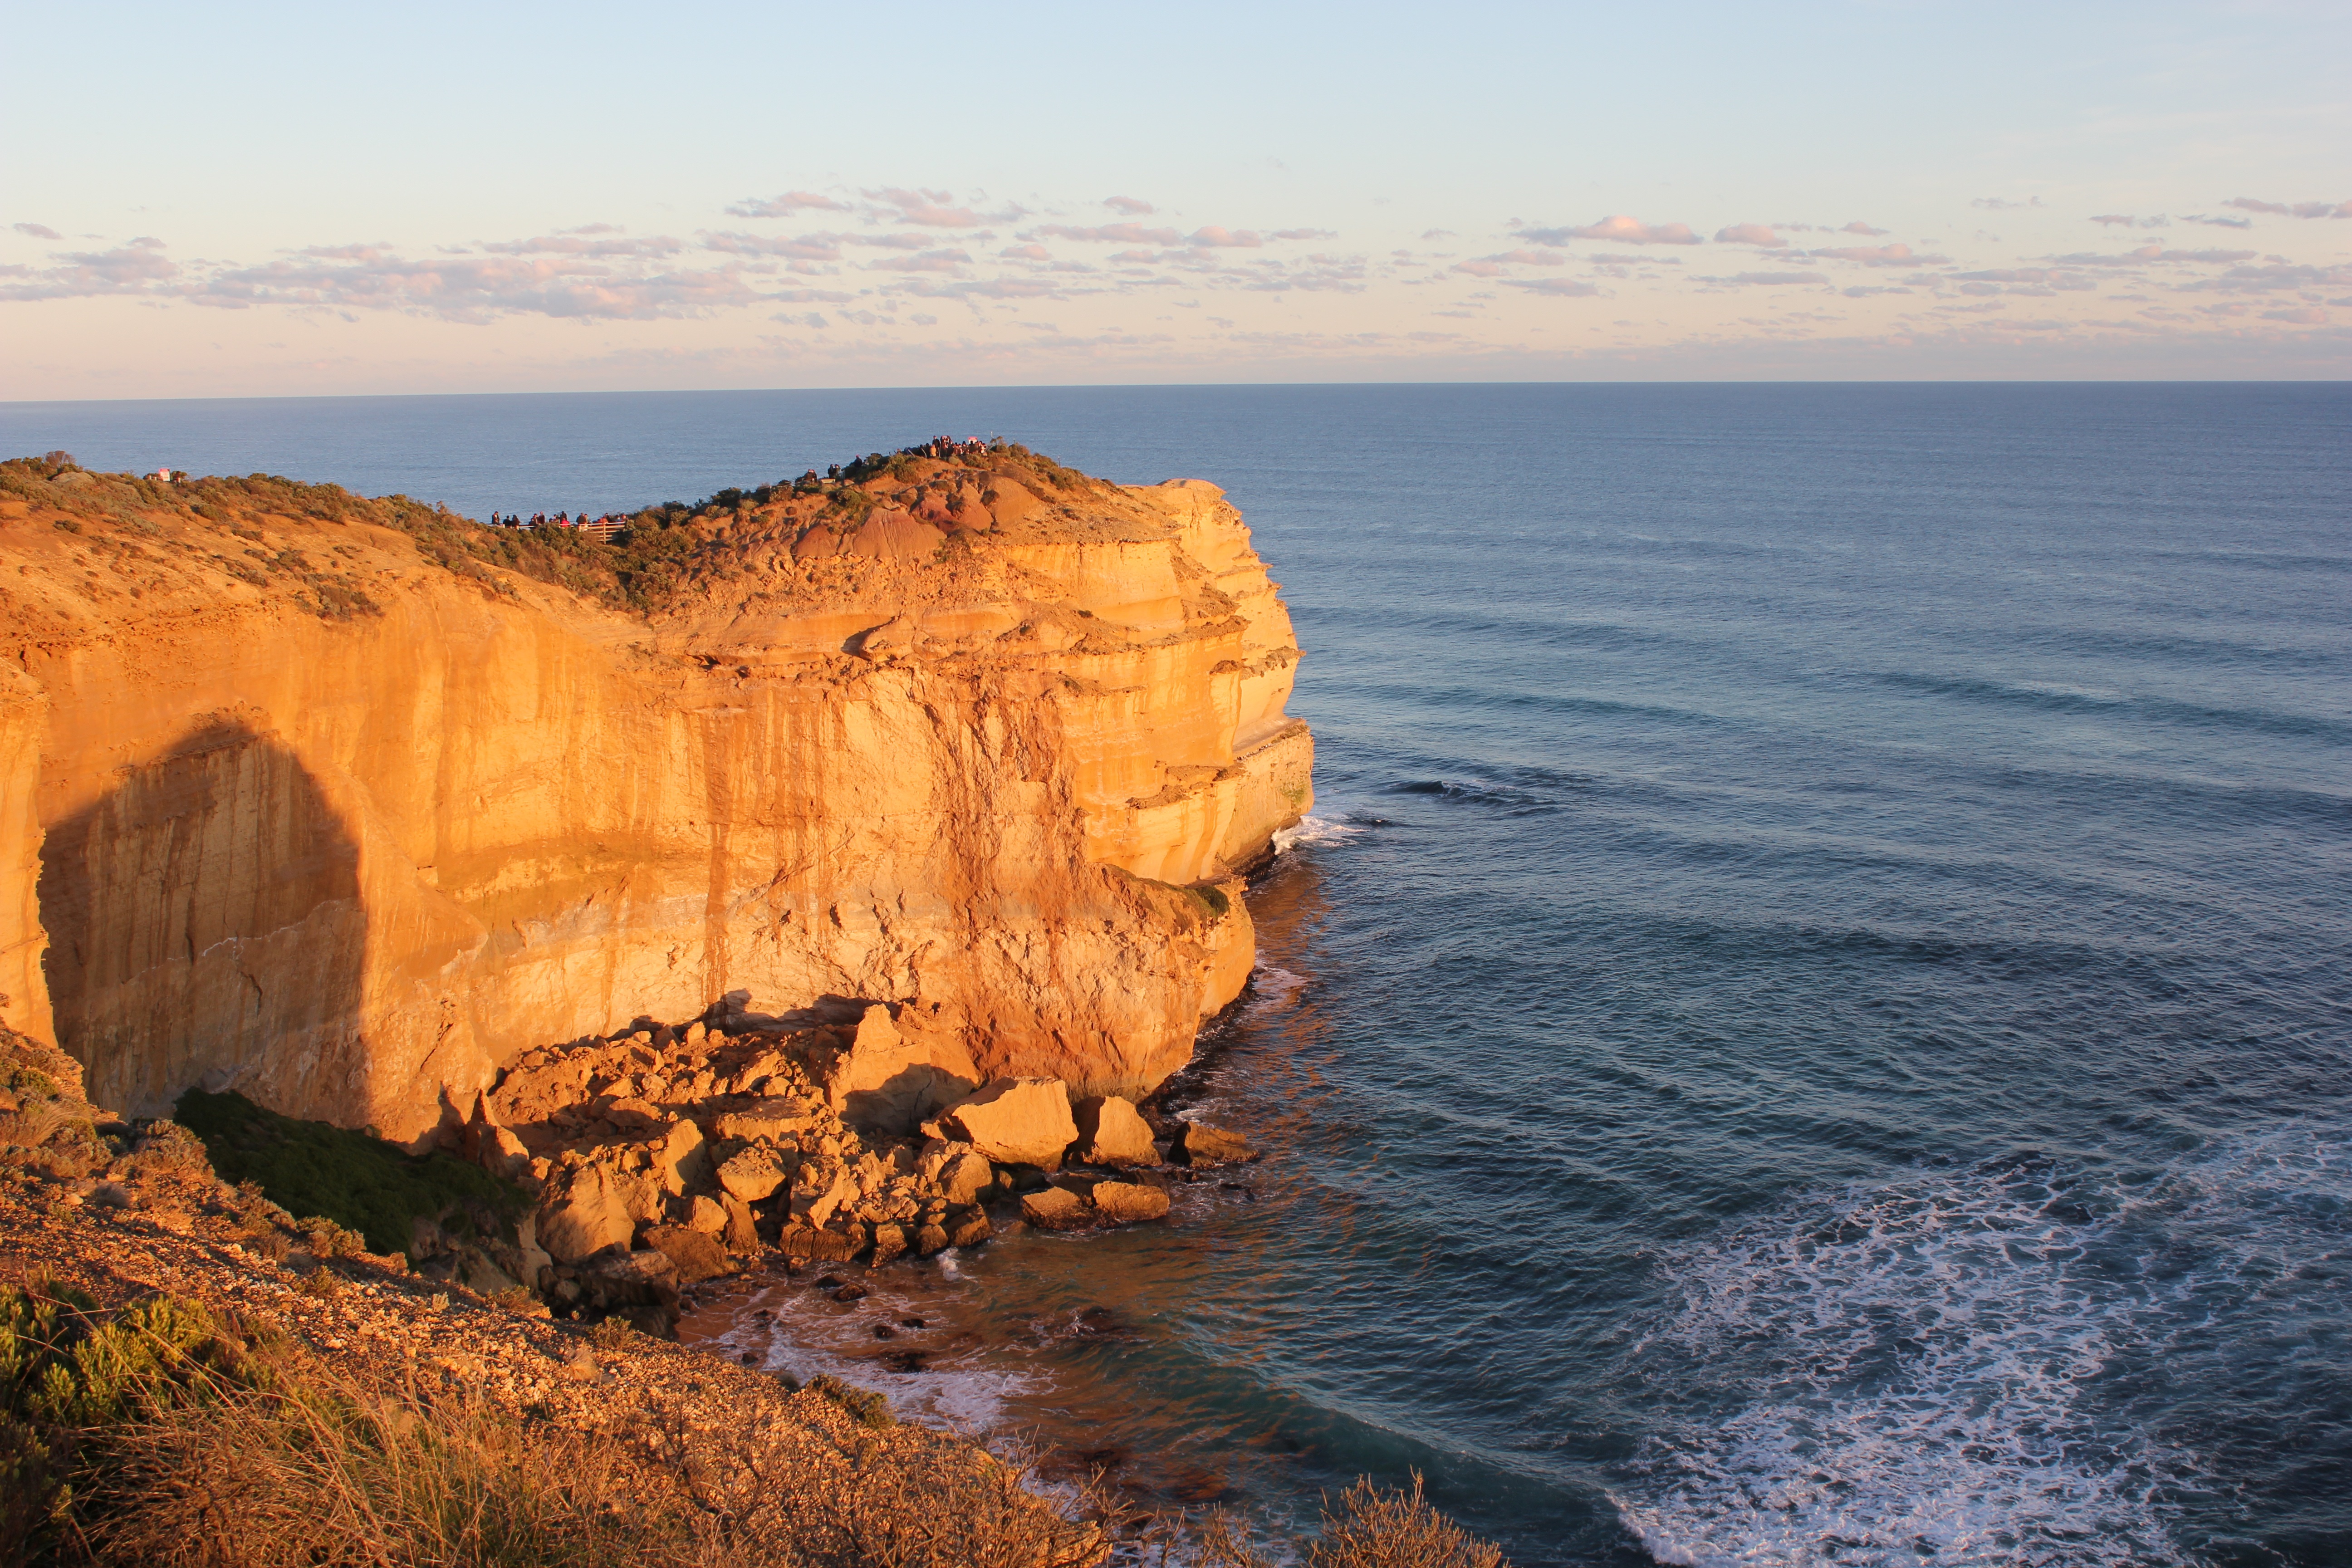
left=0, top=448, right=1310, bottom=1141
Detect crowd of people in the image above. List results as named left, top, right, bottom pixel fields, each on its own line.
left=478, top=438, right=1000, bottom=534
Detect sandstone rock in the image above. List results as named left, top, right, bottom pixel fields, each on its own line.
left=943, top=1078, right=1078, bottom=1170
left=915, top=1223, right=949, bottom=1255
left=813, top=1006, right=980, bottom=1138
left=716, top=1148, right=790, bottom=1204
left=939, top=1149, right=993, bottom=1205
left=720, top=1195, right=762, bottom=1255
left=456, top=1245, right=522, bottom=1296
left=1172, top=1121, right=1255, bottom=1167
left=1090, top=1181, right=1171, bottom=1224
left=578, top=1247, right=677, bottom=1307
left=642, top=1225, right=732, bottom=1284
left=712, top=1096, right=817, bottom=1143
left=870, top=1222, right=909, bottom=1266
left=684, top=1195, right=729, bottom=1234
left=784, top=1223, right=860, bottom=1262
left=654, top=1118, right=713, bottom=1196
left=1020, top=1186, right=1090, bottom=1231
left=536, top=1166, right=639, bottom=1262
left=1073, top=1095, right=1157, bottom=1166
left=946, top=1208, right=992, bottom=1248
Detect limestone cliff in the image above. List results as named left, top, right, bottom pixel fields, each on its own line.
left=0, top=449, right=1311, bottom=1143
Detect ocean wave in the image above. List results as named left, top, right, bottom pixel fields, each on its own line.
left=1868, top=669, right=2352, bottom=745
left=1273, top=814, right=1368, bottom=852
left=1609, top=1122, right=2352, bottom=1566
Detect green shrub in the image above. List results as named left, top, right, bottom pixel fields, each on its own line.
left=174, top=1090, right=520, bottom=1260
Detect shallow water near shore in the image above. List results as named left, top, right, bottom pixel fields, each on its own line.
left=10, top=383, right=2348, bottom=1565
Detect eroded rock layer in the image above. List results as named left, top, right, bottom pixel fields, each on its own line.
left=0, top=451, right=1310, bottom=1142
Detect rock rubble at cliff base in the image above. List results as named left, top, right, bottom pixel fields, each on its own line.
left=419, top=998, right=1257, bottom=1333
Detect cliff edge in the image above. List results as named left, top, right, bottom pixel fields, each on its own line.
left=0, top=447, right=1311, bottom=1143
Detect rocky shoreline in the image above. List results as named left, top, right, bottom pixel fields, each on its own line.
left=343, top=996, right=1259, bottom=1337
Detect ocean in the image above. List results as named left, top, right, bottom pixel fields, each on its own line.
left=6, top=383, right=2347, bottom=1566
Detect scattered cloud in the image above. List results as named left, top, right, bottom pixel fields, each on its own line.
left=0, top=236, right=178, bottom=301
left=702, top=231, right=846, bottom=260
left=2262, top=305, right=2328, bottom=323
left=867, top=248, right=972, bottom=273
left=1103, top=196, right=1155, bottom=215
left=1420, top=228, right=1456, bottom=240
left=12, top=223, right=62, bottom=240
left=1508, top=277, right=1601, bottom=296
left=725, top=191, right=848, bottom=218
left=1267, top=228, right=1338, bottom=241
left=1809, top=242, right=1946, bottom=267
left=1699, top=271, right=1827, bottom=287
left=1519, top=215, right=1702, bottom=246
left=1839, top=221, right=1889, bottom=236
left=188, top=249, right=764, bottom=322
left=2181, top=214, right=2254, bottom=229
left=1187, top=226, right=1264, bottom=248
left=2225, top=196, right=2352, bottom=219
left=1000, top=243, right=1053, bottom=261
left=1715, top=223, right=1788, bottom=248
left=858, top=187, right=1028, bottom=228
left=1030, top=222, right=1182, bottom=245
left=481, top=233, right=685, bottom=257
left=2090, top=214, right=2170, bottom=229
left=1972, top=197, right=2044, bottom=211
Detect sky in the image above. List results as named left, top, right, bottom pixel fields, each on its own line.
left=5, top=0, right=2348, bottom=397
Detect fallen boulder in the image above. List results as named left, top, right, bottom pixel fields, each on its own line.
left=654, top=1118, right=712, bottom=1196
left=642, top=1225, right=732, bottom=1284
left=1020, top=1186, right=1090, bottom=1231
left=535, top=1165, right=640, bottom=1263
left=716, top=1147, right=790, bottom=1203
left=1172, top=1121, right=1256, bottom=1167
left=1091, top=1181, right=1171, bottom=1224
left=1073, top=1096, right=1157, bottom=1166
left=712, top=1096, right=817, bottom=1144
left=942, top=1078, right=1078, bottom=1169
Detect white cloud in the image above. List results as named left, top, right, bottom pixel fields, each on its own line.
left=1715, top=223, right=1788, bottom=248
left=1508, top=277, right=1601, bottom=296
left=725, top=191, right=848, bottom=218
left=1808, top=242, right=1946, bottom=267
left=1518, top=216, right=1701, bottom=246
left=11, top=222, right=62, bottom=240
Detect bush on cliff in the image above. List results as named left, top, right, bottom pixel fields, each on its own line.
left=173, top=1089, right=519, bottom=1261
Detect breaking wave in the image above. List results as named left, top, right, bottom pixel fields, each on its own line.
left=1272, top=813, right=1367, bottom=852
left=1610, top=1121, right=2352, bottom=1566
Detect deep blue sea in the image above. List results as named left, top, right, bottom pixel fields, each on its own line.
left=7, top=384, right=2348, bottom=1566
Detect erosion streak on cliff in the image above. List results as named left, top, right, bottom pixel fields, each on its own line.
left=0, top=455, right=1311, bottom=1142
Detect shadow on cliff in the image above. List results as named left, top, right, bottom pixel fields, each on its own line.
left=37, top=716, right=370, bottom=1121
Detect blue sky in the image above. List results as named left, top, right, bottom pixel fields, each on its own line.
left=6, top=0, right=2347, bottom=395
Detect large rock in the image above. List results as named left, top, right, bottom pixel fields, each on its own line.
left=789, top=1163, right=858, bottom=1227
left=535, top=1165, right=641, bottom=1262
left=1073, top=1095, right=1157, bottom=1166
left=942, top=1078, right=1078, bottom=1170
left=716, top=1147, right=791, bottom=1203
left=1020, top=1186, right=1090, bottom=1231
left=1172, top=1121, right=1256, bottom=1167
left=811, top=1006, right=980, bottom=1138
left=712, top=1096, right=817, bottom=1143
left=654, top=1118, right=712, bottom=1196
left=918, top=1140, right=995, bottom=1205
left=577, top=1247, right=677, bottom=1308
left=642, top=1225, right=732, bottom=1284
left=1091, top=1181, right=1171, bottom=1224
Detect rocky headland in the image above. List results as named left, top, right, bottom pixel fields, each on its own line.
left=0, top=444, right=1298, bottom=1318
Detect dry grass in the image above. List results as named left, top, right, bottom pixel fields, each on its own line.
left=3, top=1282, right=1502, bottom=1568
left=93, top=1366, right=676, bottom=1568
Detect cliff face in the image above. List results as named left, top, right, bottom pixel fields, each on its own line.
left=0, top=454, right=1310, bottom=1143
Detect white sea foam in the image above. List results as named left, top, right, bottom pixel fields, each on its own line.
left=1612, top=1121, right=2352, bottom=1567
left=1272, top=814, right=1365, bottom=853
